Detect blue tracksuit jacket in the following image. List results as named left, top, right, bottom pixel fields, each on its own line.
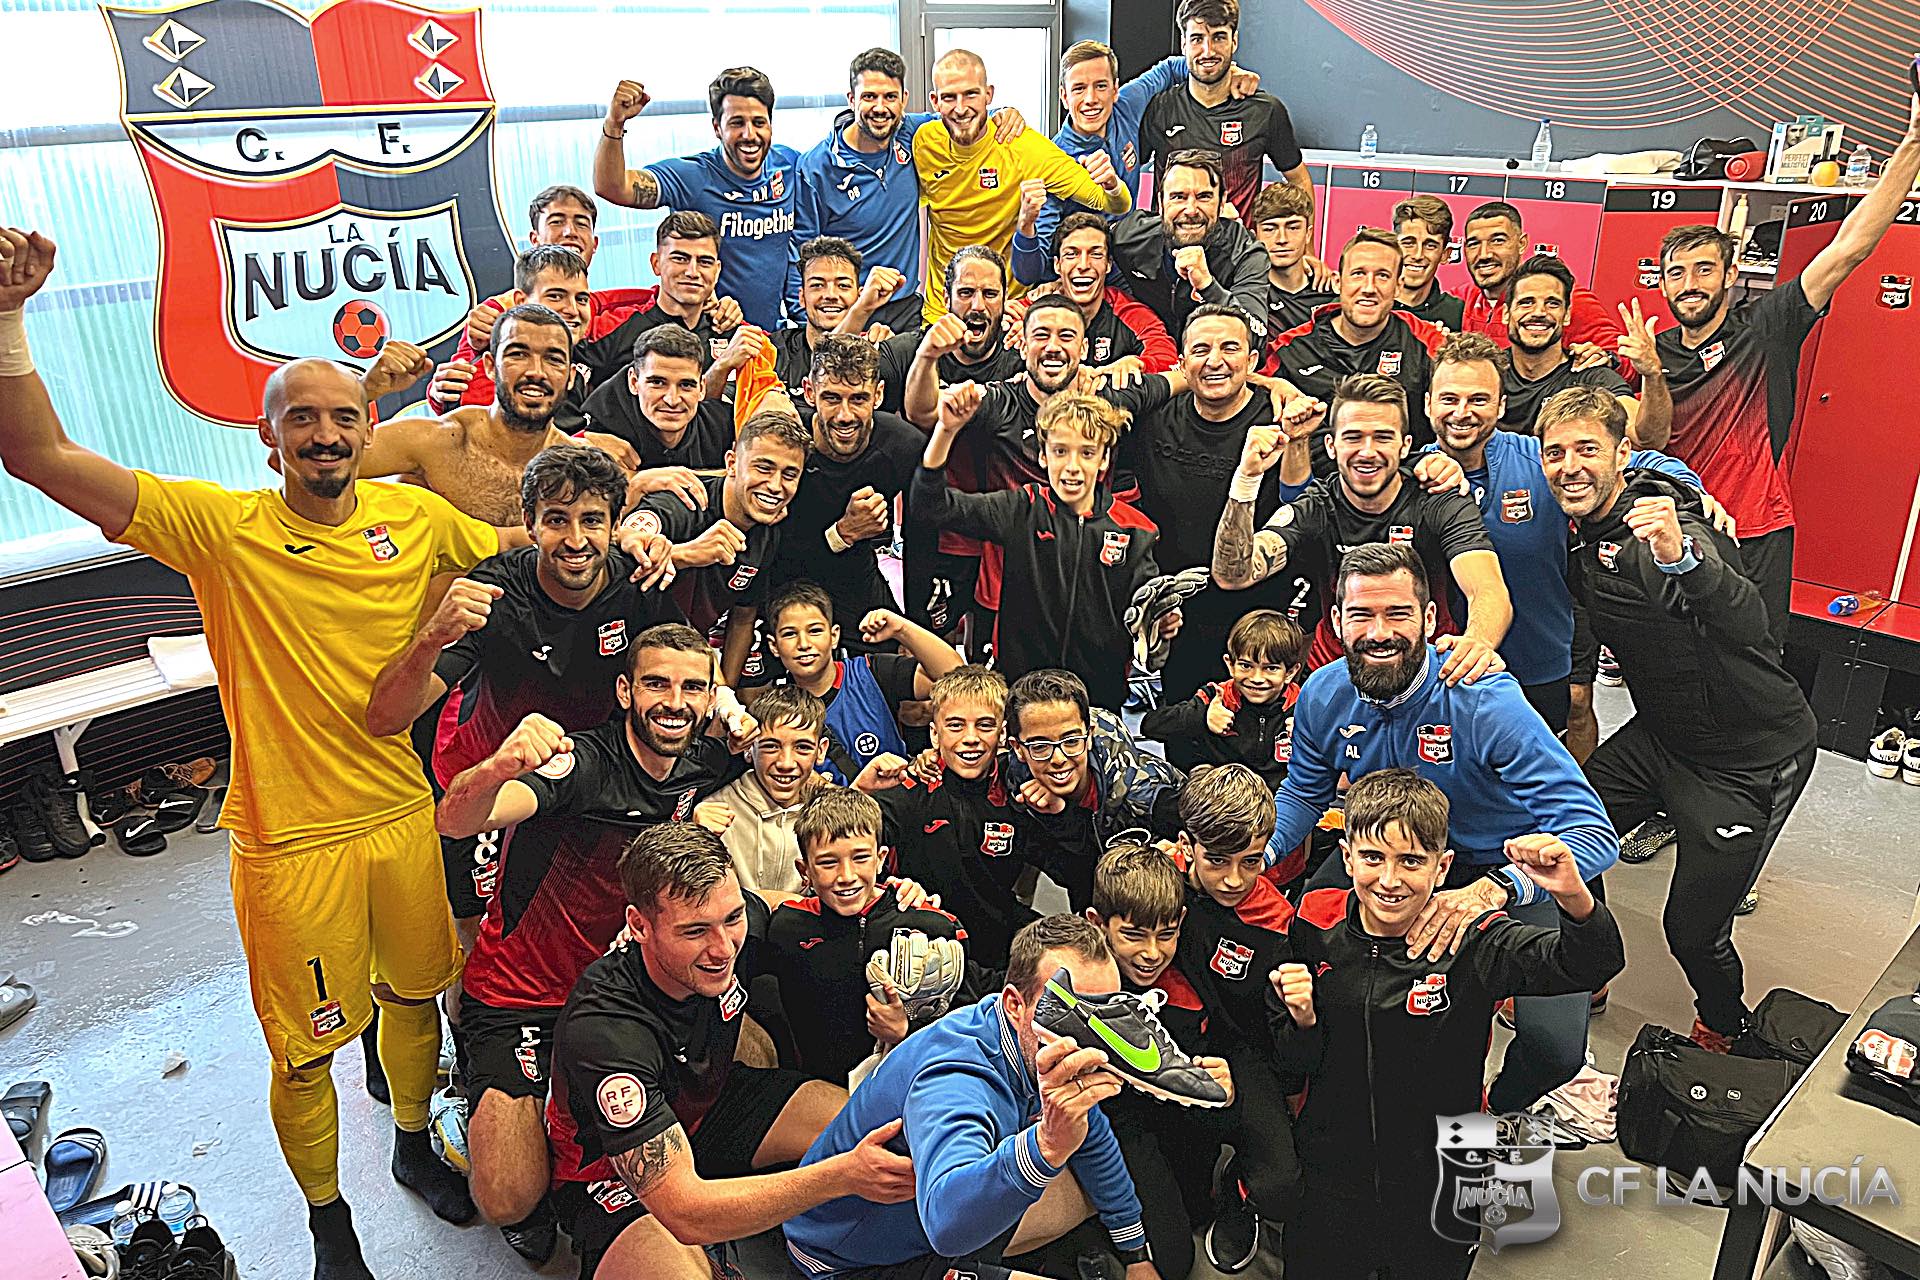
left=1013, top=56, right=1188, bottom=284
left=1264, top=645, right=1618, bottom=904
left=783, top=995, right=1146, bottom=1275
left=786, top=111, right=937, bottom=319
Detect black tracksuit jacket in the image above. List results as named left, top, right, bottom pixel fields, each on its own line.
left=1270, top=888, right=1625, bottom=1203
left=764, top=886, right=965, bottom=1084
left=1141, top=679, right=1298, bottom=785
left=909, top=470, right=1160, bottom=711
left=1569, top=471, right=1815, bottom=769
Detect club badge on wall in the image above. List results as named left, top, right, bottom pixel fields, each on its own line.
left=102, top=0, right=515, bottom=427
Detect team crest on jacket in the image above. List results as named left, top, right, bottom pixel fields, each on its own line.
left=1377, top=350, right=1403, bottom=376
left=1274, top=733, right=1293, bottom=764
left=981, top=821, right=1015, bottom=857
left=719, top=978, right=747, bottom=1021
left=1092, top=335, right=1112, bottom=363
left=1388, top=525, right=1414, bottom=545
left=672, top=787, right=699, bottom=821
left=979, top=167, right=1000, bottom=189
left=1407, top=973, right=1450, bottom=1015
left=597, top=618, right=628, bottom=656
left=1597, top=541, right=1621, bottom=571
left=104, top=0, right=514, bottom=426
left=728, top=564, right=759, bottom=592
left=1219, top=120, right=1243, bottom=146
left=1121, top=141, right=1137, bottom=170
left=362, top=524, right=399, bottom=561
left=1101, top=530, right=1131, bottom=566
left=1417, top=723, right=1453, bottom=764
left=1500, top=489, right=1533, bottom=523
left=1700, top=340, right=1725, bottom=372
left=1210, top=938, right=1255, bottom=979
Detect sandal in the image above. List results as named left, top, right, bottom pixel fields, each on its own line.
left=2, top=1079, right=51, bottom=1155
left=0, top=980, right=36, bottom=1031
left=148, top=790, right=207, bottom=836
left=114, top=813, right=168, bottom=858
left=43, top=1126, right=107, bottom=1214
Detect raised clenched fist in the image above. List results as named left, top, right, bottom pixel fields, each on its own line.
left=606, top=80, right=651, bottom=129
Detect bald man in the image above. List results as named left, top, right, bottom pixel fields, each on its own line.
left=0, top=228, right=523, bottom=1279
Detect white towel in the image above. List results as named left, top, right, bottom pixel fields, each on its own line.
left=148, top=634, right=215, bottom=689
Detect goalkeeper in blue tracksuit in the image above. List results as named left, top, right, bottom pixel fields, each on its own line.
left=1257, top=541, right=1618, bottom=1110
left=784, top=916, right=1154, bottom=1280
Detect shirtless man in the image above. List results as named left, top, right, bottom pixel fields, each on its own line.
left=357, top=302, right=637, bottom=526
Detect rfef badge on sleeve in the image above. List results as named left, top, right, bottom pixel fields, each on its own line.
left=103, top=0, right=515, bottom=427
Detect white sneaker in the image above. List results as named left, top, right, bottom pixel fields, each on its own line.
left=1869, top=727, right=1906, bottom=779
left=429, top=1086, right=470, bottom=1175
left=1902, top=737, right=1920, bottom=786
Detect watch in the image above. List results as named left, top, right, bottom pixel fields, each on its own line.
left=1655, top=534, right=1699, bottom=575
left=1115, top=1243, right=1153, bottom=1267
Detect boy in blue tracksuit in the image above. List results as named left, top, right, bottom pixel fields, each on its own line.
left=1263, top=541, right=1617, bottom=1111
left=784, top=916, right=1151, bottom=1280
left=1425, top=331, right=1708, bottom=732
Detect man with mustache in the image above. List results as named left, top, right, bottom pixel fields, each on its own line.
left=434, top=621, right=749, bottom=1258
left=915, top=47, right=1132, bottom=323
left=1501, top=253, right=1669, bottom=446
left=1391, top=195, right=1465, bottom=332
left=437, top=188, right=657, bottom=412
left=1211, top=373, right=1510, bottom=680
left=788, top=48, right=1026, bottom=331
left=1539, top=386, right=1816, bottom=1052
left=1263, top=228, right=1448, bottom=475
left=1141, top=0, right=1310, bottom=216
left=0, top=227, right=517, bottom=1277
left=596, top=68, right=797, bottom=330
left=357, top=289, right=640, bottom=526
left=1653, top=85, right=1920, bottom=651
left=772, top=334, right=926, bottom=638
left=1459, top=201, right=1624, bottom=359
left=1257, top=542, right=1619, bottom=1112
left=1107, top=149, right=1270, bottom=343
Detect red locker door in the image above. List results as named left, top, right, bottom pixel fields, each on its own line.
left=1590, top=183, right=1725, bottom=326
left=1783, top=195, right=1920, bottom=602
left=1303, top=161, right=1332, bottom=259
left=1502, top=174, right=1607, bottom=281
left=1321, top=165, right=1415, bottom=259
left=1408, top=168, right=1508, bottom=298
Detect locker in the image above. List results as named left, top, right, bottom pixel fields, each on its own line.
left=1502, top=174, right=1607, bottom=282
left=1409, top=169, right=1507, bottom=298
left=1590, top=184, right=1724, bottom=327
left=1320, top=165, right=1415, bottom=261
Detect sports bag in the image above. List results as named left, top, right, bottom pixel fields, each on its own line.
left=1617, top=1023, right=1796, bottom=1191
left=1736, top=988, right=1847, bottom=1071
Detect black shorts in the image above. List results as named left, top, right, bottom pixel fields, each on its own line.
left=458, top=995, right=556, bottom=1101
left=560, top=1064, right=810, bottom=1278
left=440, top=828, right=503, bottom=921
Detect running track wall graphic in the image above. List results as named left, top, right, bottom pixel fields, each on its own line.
left=1241, top=0, right=1915, bottom=159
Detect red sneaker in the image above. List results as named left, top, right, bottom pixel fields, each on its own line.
left=1690, top=1019, right=1735, bottom=1054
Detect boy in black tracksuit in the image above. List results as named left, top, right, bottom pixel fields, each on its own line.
left=1088, top=843, right=1236, bottom=1280
left=1166, top=765, right=1303, bottom=1270
left=911, top=383, right=1165, bottom=712
left=1543, top=404, right=1817, bottom=1050
left=1269, top=769, right=1625, bottom=1279
left=1142, top=607, right=1306, bottom=784
left=763, top=787, right=966, bottom=1085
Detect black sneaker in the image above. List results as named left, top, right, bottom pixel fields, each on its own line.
left=1618, top=814, right=1676, bottom=865
left=10, top=798, right=55, bottom=862
left=27, top=771, right=90, bottom=858
left=168, top=1215, right=234, bottom=1279
left=117, top=1210, right=177, bottom=1280
left=500, top=1194, right=558, bottom=1265
left=0, top=813, right=17, bottom=875
left=1204, top=1159, right=1263, bottom=1273
left=1032, top=967, right=1229, bottom=1108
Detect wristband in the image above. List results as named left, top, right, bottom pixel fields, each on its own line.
left=1114, top=1243, right=1153, bottom=1267
left=1228, top=470, right=1263, bottom=503
left=0, top=309, right=32, bottom=377
left=824, top=523, right=854, bottom=554
left=601, top=127, right=625, bottom=141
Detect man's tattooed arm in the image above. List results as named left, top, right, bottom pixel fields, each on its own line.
left=626, top=168, right=661, bottom=210
left=609, top=1124, right=687, bottom=1198
left=1212, top=499, right=1287, bottom=589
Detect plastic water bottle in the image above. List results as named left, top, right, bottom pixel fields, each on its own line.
left=110, top=1201, right=141, bottom=1246
left=1359, top=123, right=1378, bottom=159
left=1531, top=119, right=1553, bottom=169
left=157, top=1183, right=196, bottom=1235
left=1846, top=142, right=1872, bottom=186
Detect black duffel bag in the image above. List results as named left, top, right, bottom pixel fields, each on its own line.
left=1736, top=988, right=1847, bottom=1071
left=1617, top=1023, right=1797, bottom=1192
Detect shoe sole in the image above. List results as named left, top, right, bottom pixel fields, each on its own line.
left=1203, top=1217, right=1262, bottom=1274
left=1869, top=760, right=1901, bottom=779
left=1902, top=769, right=1920, bottom=786
left=1033, top=1024, right=1230, bottom=1109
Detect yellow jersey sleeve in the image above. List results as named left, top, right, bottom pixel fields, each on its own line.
left=1020, top=132, right=1131, bottom=213
left=415, top=487, right=500, bottom=576
left=118, top=472, right=247, bottom=573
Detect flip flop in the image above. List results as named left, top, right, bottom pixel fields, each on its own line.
left=194, top=786, right=227, bottom=835
left=57, top=1179, right=186, bottom=1230
left=0, top=981, right=34, bottom=1031
left=148, top=789, right=207, bottom=835
left=42, top=1127, right=106, bottom=1214
left=3, top=1079, right=51, bottom=1154
left=115, top=813, right=167, bottom=857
